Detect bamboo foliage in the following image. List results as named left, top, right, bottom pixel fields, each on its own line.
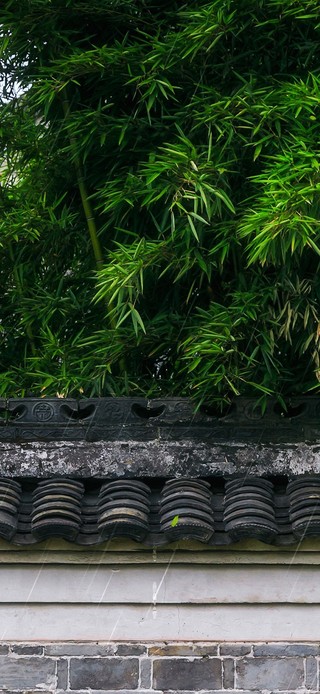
left=0, top=0, right=320, bottom=404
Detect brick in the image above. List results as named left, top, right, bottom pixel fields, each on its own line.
left=236, top=657, right=304, bottom=690
left=305, top=658, right=318, bottom=690
left=70, top=657, right=139, bottom=690
left=0, top=656, right=56, bottom=689
left=65, top=691, right=163, bottom=694
left=153, top=657, right=222, bottom=690
left=45, top=643, right=116, bottom=656
left=223, top=658, right=235, bottom=689
left=117, top=644, right=147, bottom=656
left=253, top=644, right=320, bottom=657
left=144, top=691, right=259, bottom=694
left=149, top=644, right=218, bottom=657
left=62, top=691, right=252, bottom=694
left=140, top=658, right=152, bottom=689
left=10, top=645, right=44, bottom=656
left=57, top=659, right=69, bottom=690
left=220, top=644, right=252, bottom=657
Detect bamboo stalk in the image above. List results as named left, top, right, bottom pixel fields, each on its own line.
left=61, top=91, right=104, bottom=270
left=60, top=89, right=127, bottom=381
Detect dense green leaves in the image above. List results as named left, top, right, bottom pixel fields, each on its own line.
left=1, top=0, right=320, bottom=403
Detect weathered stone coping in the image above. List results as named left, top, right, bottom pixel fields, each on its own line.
left=0, top=395, right=318, bottom=478
left=0, top=438, right=319, bottom=478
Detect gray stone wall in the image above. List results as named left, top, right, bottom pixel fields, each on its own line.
left=0, top=642, right=319, bottom=693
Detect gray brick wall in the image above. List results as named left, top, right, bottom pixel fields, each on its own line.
left=0, top=642, right=319, bottom=693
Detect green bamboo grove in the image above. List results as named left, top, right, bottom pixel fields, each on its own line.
left=1, top=0, right=320, bottom=407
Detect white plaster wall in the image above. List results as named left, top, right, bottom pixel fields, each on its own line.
left=0, top=561, right=320, bottom=641
left=0, top=603, right=318, bottom=641
left=0, top=564, right=318, bottom=604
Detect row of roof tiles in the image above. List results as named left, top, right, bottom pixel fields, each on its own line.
left=1, top=475, right=319, bottom=547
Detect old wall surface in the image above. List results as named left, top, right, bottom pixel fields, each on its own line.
left=0, top=540, right=320, bottom=692
left=0, top=397, right=319, bottom=692
left=0, top=641, right=319, bottom=693
left=1, top=559, right=320, bottom=641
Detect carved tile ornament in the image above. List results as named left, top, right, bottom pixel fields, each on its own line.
left=1, top=474, right=320, bottom=547
left=0, top=396, right=318, bottom=443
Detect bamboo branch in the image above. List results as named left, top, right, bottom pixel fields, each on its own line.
left=8, top=242, right=36, bottom=357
